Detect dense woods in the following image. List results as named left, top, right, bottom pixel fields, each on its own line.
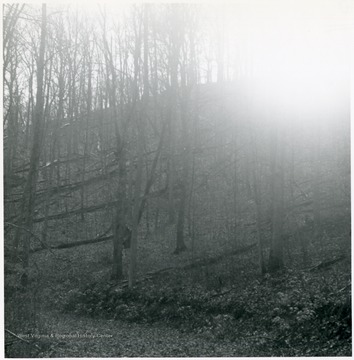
left=4, top=2, right=351, bottom=357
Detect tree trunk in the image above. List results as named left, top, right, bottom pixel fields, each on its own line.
left=174, top=97, right=189, bottom=254
left=250, top=129, right=266, bottom=274
left=18, top=4, right=47, bottom=285
left=312, top=128, right=322, bottom=240
left=175, top=180, right=188, bottom=254
left=111, top=204, right=124, bottom=280
left=129, top=5, right=147, bottom=287
left=268, top=127, right=285, bottom=272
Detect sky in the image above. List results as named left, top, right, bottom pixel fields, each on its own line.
left=203, top=0, right=352, bottom=119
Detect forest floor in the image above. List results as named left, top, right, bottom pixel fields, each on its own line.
left=15, top=309, right=253, bottom=357
left=5, top=216, right=352, bottom=357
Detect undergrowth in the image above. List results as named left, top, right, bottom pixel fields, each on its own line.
left=64, top=262, right=351, bottom=356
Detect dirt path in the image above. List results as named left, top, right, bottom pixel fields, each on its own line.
left=30, top=310, right=249, bottom=357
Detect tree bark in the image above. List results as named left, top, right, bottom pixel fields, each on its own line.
left=17, top=4, right=47, bottom=284
left=268, top=127, right=285, bottom=272
left=129, top=5, right=146, bottom=287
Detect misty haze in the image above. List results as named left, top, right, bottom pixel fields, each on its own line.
left=3, top=1, right=351, bottom=357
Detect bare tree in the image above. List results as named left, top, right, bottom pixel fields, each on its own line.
left=16, top=4, right=47, bottom=284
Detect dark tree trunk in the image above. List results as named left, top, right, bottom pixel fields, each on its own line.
left=17, top=4, right=47, bottom=285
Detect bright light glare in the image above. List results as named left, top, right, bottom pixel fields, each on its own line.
left=214, top=0, right=350, bottom=122
left=250, top=42, right=348, bottom=120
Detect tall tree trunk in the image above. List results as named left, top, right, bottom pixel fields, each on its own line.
left=110, top=121, right=126, bottom=281
left=250, top=133, right=266, bottom=274
left=18, top=4, right=47, bottom=285
left=101, top=12, right=131, bottom=281
left=268, top=127, right=285, bottom=272
left=167, top=5, right=182, bottom=226
left=129, top=5, right=147, bottom=287
left=167, top=121, right=176, bottom=224
left=129, top=118, right=143, bottom=286
left=174, top=92, right=189, bottom=254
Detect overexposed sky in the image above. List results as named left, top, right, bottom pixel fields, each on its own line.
left=14, top=1, right=353, bottom=119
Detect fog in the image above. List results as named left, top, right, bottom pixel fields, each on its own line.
left=3, top=2, right=352, bottom=357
